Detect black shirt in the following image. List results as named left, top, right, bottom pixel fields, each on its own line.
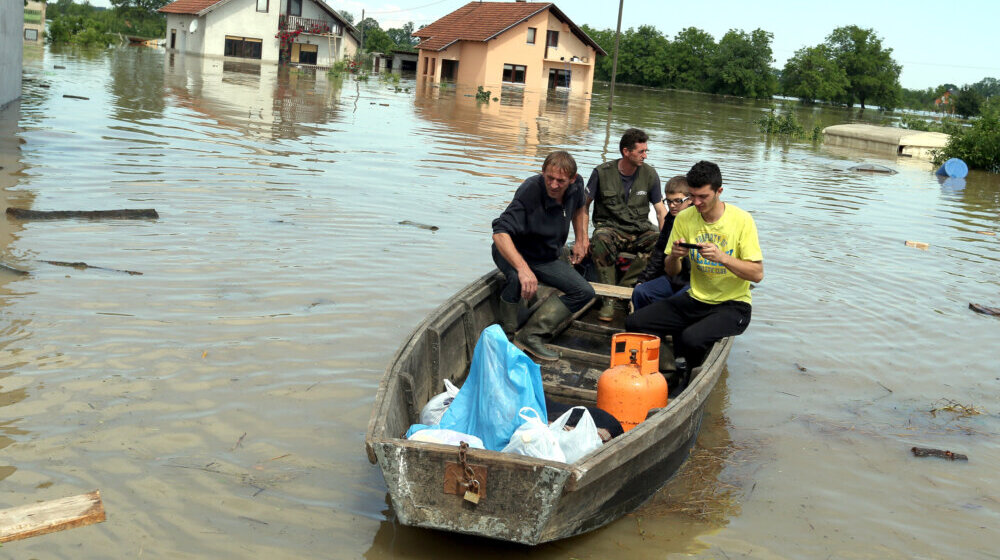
left=492, top=173, right=586, bottom=265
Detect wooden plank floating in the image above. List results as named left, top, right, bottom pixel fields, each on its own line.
left=0, top=490, right=106, bottom=543
left=911, top=447, right=969, bottom=461
left=6, top=208, right=159, bottom=220
left=590, top=282, right=633, bottom=300
left=969, top=303, right=1000, bottom=317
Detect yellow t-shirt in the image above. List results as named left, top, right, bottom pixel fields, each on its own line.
left=666, top=203, right=762, bottom=305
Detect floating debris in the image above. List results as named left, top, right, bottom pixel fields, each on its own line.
left=929, top=399, right=982, bottom=419
left=42, top=261, right=142, bottom=275
left=398, top=220, right=439, bottom=231
left=911, top=446, right=968, bottom=461
left=904, top=240, right=929, bottom=250
left=848, top=163, right=897, bottom=174
left=7, top=208, right=159, bottom=220
left=969, top=303, right=1000, bottom=316
left=63, top=94, right=89, bottom=100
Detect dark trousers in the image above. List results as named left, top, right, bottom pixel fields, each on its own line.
left=492, top=244, right=595, bottom=313
left=625, top=292, right=751, bottom=366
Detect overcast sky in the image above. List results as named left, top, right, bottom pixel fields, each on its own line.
left=92, top=0, right=999, bottom=89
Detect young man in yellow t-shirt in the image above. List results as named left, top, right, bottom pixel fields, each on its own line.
left=625, top=160, right=763, bottom=382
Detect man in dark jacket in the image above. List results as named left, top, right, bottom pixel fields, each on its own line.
left=587, top=128, right=666, bottom=321
left=492, top=151, right=595, bottom=362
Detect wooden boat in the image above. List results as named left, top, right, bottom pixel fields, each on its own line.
left=364, top=270, right=733, bottom=545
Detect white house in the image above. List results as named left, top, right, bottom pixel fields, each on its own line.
left=1, top=0, right=23, bottom=107
left=160, top=0, right=359, bottom=66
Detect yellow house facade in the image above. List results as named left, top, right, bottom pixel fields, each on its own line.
left=414, top=2, right=605, bottom=96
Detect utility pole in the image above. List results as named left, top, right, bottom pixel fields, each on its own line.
left=607, top=0, right=623, bottom=112
left=361, top=8, right=365, bottom=51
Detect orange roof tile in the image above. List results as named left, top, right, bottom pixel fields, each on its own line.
left=414, top=2, right=605, bottom=55
left=159, top=0, right=225, bottom=15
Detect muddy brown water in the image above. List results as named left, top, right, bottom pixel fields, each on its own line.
left=2, top=46, right=998, bottom=558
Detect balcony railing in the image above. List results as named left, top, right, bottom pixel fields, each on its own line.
left=279, top=15, right=342, bottom=37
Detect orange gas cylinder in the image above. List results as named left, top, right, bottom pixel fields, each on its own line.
left=596, top=333, right=668, bottom=431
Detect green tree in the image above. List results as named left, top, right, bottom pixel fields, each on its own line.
left=825, top=25, right=902, bottom=110
left=954, top=86, right=984, bottom=118
left=364, top=27, right=393, bottom=53
left=616, top=25, right=670, bottom=87
left=386, top=22, right=416, bottom=51
left=579, top=24, right=615, bottom=81
left=711, top=28, right=776, bottom=98
left=970, top=77, right=1000, bottom=98
left=338, top=10, right=354, bottom=24
left=664, top=27, right=716, bottom=91
left=110, top=0, right=169, bottom=13
left=934, top=97, right=1000, bottom=173
left=780, top=44, right=848, bottom=103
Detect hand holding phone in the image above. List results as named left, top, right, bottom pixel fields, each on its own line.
left=677, top=242, right=701, bottom=250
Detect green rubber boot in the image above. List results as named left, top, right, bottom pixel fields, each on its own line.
left=497, top=298, right=520, bottom=337
left=596, top=264, right=617, bottom=322
left=514, top=297, right=572, bottom=362
left=620, top=253, right=647, bottom=288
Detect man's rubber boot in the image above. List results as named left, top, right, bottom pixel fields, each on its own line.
left=596, top=264, right=617, bottom=322
left=498, top=298, right=520, bottom=337
left=515, top=296, right=572, bottom=362
left=619, top=253, right=647, bottom=288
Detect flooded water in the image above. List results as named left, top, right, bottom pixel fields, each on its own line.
left=3, top=45, right=999, bottom=558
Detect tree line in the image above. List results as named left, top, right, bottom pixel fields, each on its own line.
left=335, top=11, right=419, bottom=55
left=46, top=0, right=167, bottom=45
left=582, top=22, right=995, bottom=117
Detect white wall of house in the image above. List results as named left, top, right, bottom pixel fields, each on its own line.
left=164, top=0, right=355, bottom=66
left=0, top=0, right=23, bottom=107
left=204, top=0, right=280, bottom=60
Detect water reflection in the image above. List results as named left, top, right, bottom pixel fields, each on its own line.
left=412, top=77, right=591, bottom=181
left=164, top=52, right=343, bottom=141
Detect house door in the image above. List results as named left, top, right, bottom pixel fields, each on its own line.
left=170, top=29, right=176, bottom=49
left=291, top=43, right=300, bottom=63
left=440, top=59, right=458, bottom=81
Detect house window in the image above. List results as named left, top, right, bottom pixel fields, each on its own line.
left=546, top=30, right=558, bottom=47
left=256, top=0, right=268, bottom=12
left=289, top=0, right=301, bottom=17
left=224, top=36, right=263, bottom=59
left=548, top=68, right=570, bottom=88
left=430, top=58, right=436, bottom=75
left=24, top=28, right=39, bottom=41
left=299, top=43, right=318, bottom=64
left=423, top=57, right=429, bottom=74
left=502, top=64, right=526, bottom=84
left=526, top=27, right=536, bottom=44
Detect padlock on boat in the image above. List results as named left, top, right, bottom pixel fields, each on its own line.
left=596, top=333, right=667, bottom=432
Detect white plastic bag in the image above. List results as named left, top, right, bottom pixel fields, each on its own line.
left=501, top=407, right=566, bottom=462
left=407, top=428, right=484, bottom=449
left=419, top=379, right=460, bottom=426
left=549, top=406, right=603, bottom=464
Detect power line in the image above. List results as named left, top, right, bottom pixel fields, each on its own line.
left=367, top=0, right=455, bottom=15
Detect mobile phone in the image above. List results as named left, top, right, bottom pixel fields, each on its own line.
left=677, top=242, right=701, bottom=249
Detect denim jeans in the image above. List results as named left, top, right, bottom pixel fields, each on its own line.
left=492, top=244, right=595, bottom=313
left=631, top=276, right=689, bottom=310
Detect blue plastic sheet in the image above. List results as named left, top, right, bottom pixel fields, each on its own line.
left=405, top=324, right=547, bottom=451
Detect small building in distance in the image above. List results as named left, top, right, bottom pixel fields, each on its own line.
left=413, top=1, right=605, bottom=95
left=24, top=1, right=46, bottom=43
left=159, top=0, right=359, bottom=66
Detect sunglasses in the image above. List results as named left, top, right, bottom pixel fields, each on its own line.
left=666, top=197, right=688, bottom=205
